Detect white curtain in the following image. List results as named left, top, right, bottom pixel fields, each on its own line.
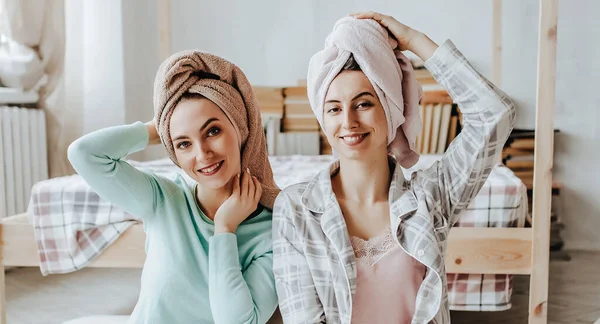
left=0, top=0, right=81, bottom=177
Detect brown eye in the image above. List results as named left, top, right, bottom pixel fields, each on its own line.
left=326, top=107, right=341, bottom=114
left=356, top=101, right=373, bottom=109
left=176, top=141, right=191, bottom=149
left=207, top=127, right=221, bottom=137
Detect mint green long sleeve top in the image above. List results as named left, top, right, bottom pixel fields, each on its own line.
left=67, top=121, right=278, bottom=324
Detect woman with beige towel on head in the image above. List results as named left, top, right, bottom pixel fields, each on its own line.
left=68, top=51, right=280, bottom=323
left=272, top=12, right=515, bottom=324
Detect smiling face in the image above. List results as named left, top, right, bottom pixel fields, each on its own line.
left=169, top=94, right=241, bottom=189
left=322, top=69, right=389, bottom=161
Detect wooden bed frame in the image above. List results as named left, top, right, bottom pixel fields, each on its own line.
left=0, top=0, right=557, bottom=323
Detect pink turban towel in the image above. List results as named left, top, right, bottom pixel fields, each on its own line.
left=307, top=17, right=422, bottom=168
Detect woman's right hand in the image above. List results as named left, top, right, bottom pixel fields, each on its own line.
left=214, top=168, right=262, bottom=234
left=350, top=11, right=438, bottom=61
left=145, top=120, right=162, bottom=145
left=350, top=11, right=419, bottom=51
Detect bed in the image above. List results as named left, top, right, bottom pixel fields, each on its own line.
left=1, top=154, right=528, bottom=314
left=0, top=1, right=557, bottom=323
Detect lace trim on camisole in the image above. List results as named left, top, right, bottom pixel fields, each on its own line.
left=350, top=226, right=399, bottom=266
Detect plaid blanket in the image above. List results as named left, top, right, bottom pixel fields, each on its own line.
left=28, top=154, right=526, bottom=311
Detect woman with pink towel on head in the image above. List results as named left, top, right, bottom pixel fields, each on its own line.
left=68, top=51, right=280, bottom=323
left=272, top=12, right=515, bottom=324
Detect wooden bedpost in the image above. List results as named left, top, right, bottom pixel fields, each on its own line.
left=492, top=0, right=505, bottom=164
left=529, top=0, right=558, bottom=323
left=492, top=0, right=503, bottom=86
left=157, top=0, right=171, bottom=61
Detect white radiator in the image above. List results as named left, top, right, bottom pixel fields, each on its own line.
left=0, top=106, right=48, bottom=218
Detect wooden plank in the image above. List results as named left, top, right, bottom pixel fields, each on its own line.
left=2, top=215, right=40, bottom=267
left=492, top=0, right=504, bottom=165
left=492, top=0, right=503, bottom=86
left=90, top=225, right=146, bottom=268
left=2, top=214, right=534, bottom=275
left=445, top=227, right=532, bottom=274
left=529, top=0, right=558, bottom=323
left=157, top=0, right=171, bottom=60
left=1, top=214, right=146, bottom=268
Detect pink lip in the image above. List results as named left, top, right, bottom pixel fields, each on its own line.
left=339, top=133, right=369, bottom=147
left=339, top=132, right=368, bottom=137
left=197, top=160, right=224, bottom=176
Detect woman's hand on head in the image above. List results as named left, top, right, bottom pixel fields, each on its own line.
left=350, top=11, right=438, bottom=61
left=145, top=120, right=162, bottom=145
left=214, top=168, right=262, bottom=234
left=350, top=12, right=419, bottom=51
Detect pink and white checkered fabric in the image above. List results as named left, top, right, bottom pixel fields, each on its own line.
left=446, top=166, right=528, bottom=312
left=28, top=154, right=526, bottom=311
left=406, top=156, right=528, bottom=311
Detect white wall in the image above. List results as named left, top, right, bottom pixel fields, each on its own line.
left=169, top=0, right=600, bottom=248
left=121, top=0, right=166, bottom=160
left=170, top=0, right=494, bottom=86
left=551, top=1, right=600, bottom=250
left=81, top=0, right=599, bottom=249
left=79, top=0, right=126, bottom=134
left=501, top=0, right=600, bottom=250
left=65, top=0, right=165, bottom=160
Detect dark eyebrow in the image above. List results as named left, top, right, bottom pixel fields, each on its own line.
left=324, top=91, right=375, bottom=104
left=172, top=117, right=219, bottom=141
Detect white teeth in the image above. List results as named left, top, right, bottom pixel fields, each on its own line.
left=342, top=134, right=366, bottom=144
left=200, top=161, right=222, bottom=173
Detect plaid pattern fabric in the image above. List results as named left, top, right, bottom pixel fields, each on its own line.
left=30, top=154, right=525, bottom=311
left=30, top=159, right=183, bottom=275
left=272, top=39, right=517, bottom=324
left=448, top=167, right=527, bottom=312
left=29, top=154, right=523, bottom=280
left=30, top=156, right=335, bottom=275
left=408, top=157, right=527, bottom=312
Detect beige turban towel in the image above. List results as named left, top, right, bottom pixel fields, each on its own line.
left=153, top=50, right=279, bottom=209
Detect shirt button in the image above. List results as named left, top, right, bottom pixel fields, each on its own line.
left=417, top=249, right=425, bottom=257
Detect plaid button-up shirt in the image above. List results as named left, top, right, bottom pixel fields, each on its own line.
left=272, top=39, right=516, bottom=324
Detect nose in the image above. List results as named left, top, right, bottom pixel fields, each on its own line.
left=341, top=106, right=359, bottom=130
left=195, top=141, right=213, bottom=162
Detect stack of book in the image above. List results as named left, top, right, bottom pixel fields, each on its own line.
left=282, top=85, right=329, bottom=155
left=252, top=85, right=323, bottom=156
left=319, top=132, right=332, bottom=155
left=502, top=130, right=537, bottom=188
left=252, top=86, right=284, bottom=122
left=262, top=118, right=320, bottom=156
left=502, top=129, right=564, bottom=252
left=414, top=68, right=461, bottom=154
left=282, top=87, right=319, bottom=132
left=416, top=103, right=460, bottom=154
